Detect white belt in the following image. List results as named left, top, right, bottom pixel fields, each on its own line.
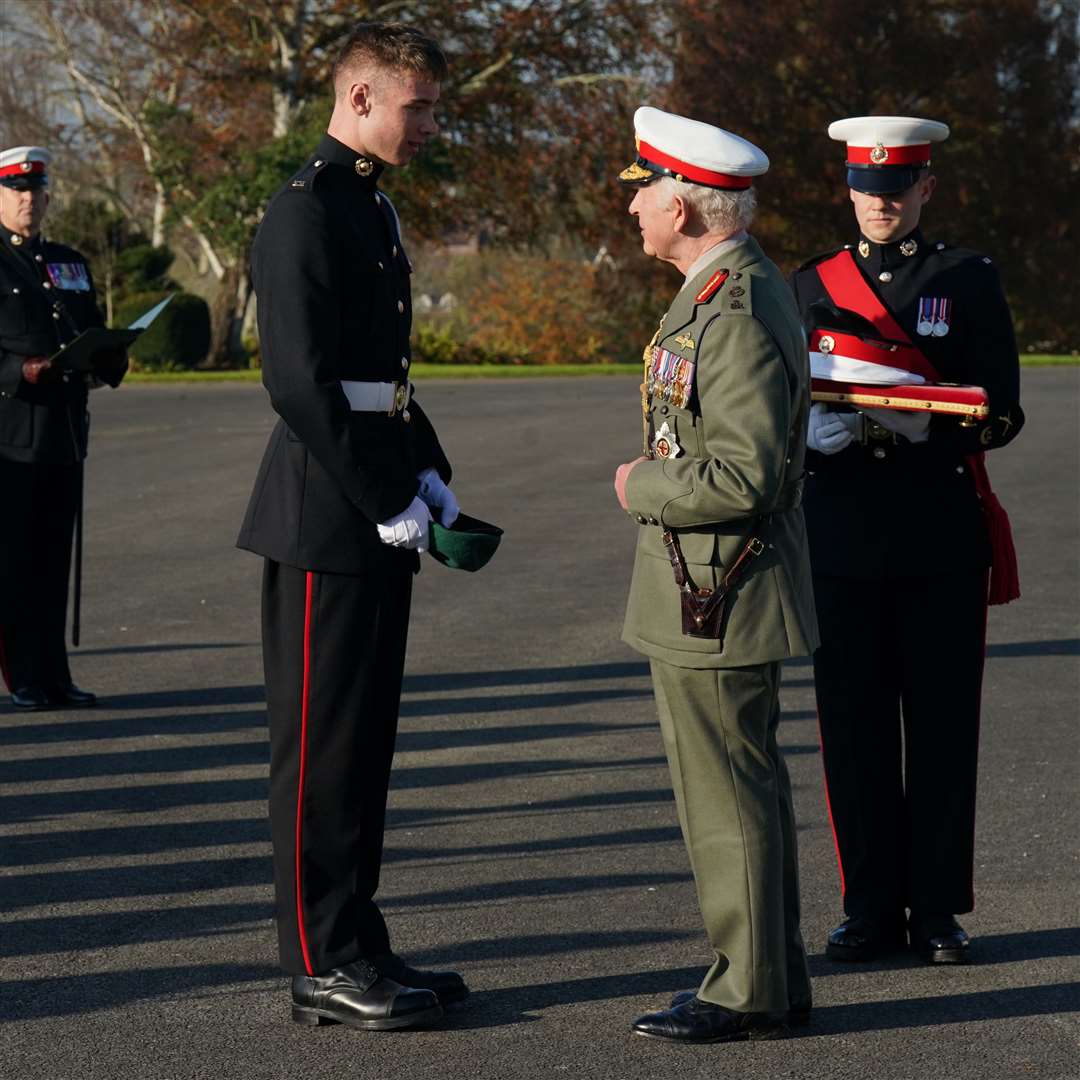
left=340, top=379, right=412, bottom=415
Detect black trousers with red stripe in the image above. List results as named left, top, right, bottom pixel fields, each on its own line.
left=0, top=459, right=79, bottom=693
left=811, top=570, right=989, bottom=920
left=262, top=557, right=413, bottom=976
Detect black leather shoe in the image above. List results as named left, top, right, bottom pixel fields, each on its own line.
left=669, top=988, right=811, bottom=1027
left=10, top=686, right=51, bottom=711
left=373, top=951, right=469, bottom=1006
left=826, top=915, right=907, bottom=961
left=47, top=682, right=98, bottom=708
left=632, top=997, right=786, bottom=1043
left=291, top=960, right=443, bottom=1030
left=909, top=913, right=971, bottom=964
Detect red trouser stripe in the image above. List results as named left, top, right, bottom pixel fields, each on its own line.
left=816, top=711, right=846, bottom=898
left=295, top=571, right=315, bottom=975
left=0, top=629, right=10, bottom=692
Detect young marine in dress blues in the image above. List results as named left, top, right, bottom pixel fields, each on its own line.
left=790, top=115, right=1023, bottom=967
left=237, top=23, right=468, bottom=1033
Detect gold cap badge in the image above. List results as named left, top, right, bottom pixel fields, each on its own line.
left=869, top=143, right=889, bottom=164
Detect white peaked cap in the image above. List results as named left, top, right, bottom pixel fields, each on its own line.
left=619, top=106, right=769, bottom=189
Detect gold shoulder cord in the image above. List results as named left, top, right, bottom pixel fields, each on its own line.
left=641, top=314, right=665, bottom=458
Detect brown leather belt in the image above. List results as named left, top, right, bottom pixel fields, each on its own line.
left=660, top=474, right=803, bottom=640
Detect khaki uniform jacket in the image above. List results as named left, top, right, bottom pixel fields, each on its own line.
left=622, top=236, right=819, bottom=668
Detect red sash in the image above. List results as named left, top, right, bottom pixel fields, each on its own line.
left=815, top=250, right=1019, bottom=605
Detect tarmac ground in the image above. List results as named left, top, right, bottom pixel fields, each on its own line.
left=1, top=371, right=1077, bottom=1080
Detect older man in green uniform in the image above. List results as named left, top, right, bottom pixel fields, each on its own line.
left=613, top=107, right=818, bottom=1044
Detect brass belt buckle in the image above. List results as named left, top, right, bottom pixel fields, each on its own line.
left=389, top=382, right=408, bottom=416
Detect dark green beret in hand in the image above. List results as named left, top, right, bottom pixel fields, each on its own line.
left=428, top=512, right=503, bottom=572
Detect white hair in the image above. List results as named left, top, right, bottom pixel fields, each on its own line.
left=655, top=176, right=757, bottom=235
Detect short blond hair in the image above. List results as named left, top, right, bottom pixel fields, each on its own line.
left=332, top=22, right=448, bottom=90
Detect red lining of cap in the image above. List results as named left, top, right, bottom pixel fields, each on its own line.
left=0, top=161, right=46, bottom=178
left=638, top=139, right=753, bottom=189
left=846, top=144, right=931, bottom=166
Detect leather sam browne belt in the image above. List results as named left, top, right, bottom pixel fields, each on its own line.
left=340, top=379, right=411, bottom=415
left=661, top=477, right=803, bottom=640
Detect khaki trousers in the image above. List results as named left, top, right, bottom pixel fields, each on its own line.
left=650, top=658, right=810, bottom=1013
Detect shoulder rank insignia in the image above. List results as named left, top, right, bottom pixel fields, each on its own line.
left=694, top=268, right=729, bottom=304
left=652, top=421, right=682, bottom=460
left=673, top=332, right=695, bottom=350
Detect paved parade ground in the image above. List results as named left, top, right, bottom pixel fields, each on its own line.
left=1, top=372, right=1077, bottom=1080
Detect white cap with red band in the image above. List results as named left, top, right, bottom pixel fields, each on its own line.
left=0, top=146, right=50, bottom=188
left=828, top=116, right=949, bottom=194
left=619, top=106, right=769, bottom=190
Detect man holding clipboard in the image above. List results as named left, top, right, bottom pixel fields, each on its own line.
left=0, top=145, right=129, bottom=710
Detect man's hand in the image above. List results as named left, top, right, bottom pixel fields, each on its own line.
left=614, top=456, right=647, bottom=511
left=21, top=357, right=59, bottom=385
left=416, top=466, right=460, bottom=527
left=807, top=403, right=857, bottom=454
left=376, top=495, right=433, bottom=551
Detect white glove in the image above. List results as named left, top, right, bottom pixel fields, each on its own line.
left=862, top=407, right=931, bottom=444
left=416, top=466, right=460, bottom=527
left=807, top=403, right=857, bottom=454
left=376, top=495, right=432, bottom=551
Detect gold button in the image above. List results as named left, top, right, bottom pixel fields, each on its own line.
left=34, top=254, right=43, bottom=262
left=392, top=245, right=397, bottom=256
left=12, top=287, right=19, bottom=295
left=402, top=409, right=411, bottom=423
left=401, top=357, right=408, bottom=369
left=43, top=282, right=51, bottom=290
left=52, top=312, right=61, bottom=320
left=879, top=271, right=893, bottom=283
left=378, top=261, right=384, bottom=270
left=374, top=194, right=381, bottom=205
left=873, top=447, right=886, bottom=459
left=314, top=159, right=323, bottom=167
left=397, top=300, right=404, bottom=313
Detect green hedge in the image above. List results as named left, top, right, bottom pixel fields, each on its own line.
left=114, top=291, right=212, bottom=371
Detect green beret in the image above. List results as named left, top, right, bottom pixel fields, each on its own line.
left=428, top=512, right=503, bottom=572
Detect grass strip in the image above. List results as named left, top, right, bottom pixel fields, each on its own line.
left=123, top=356, right=1075, bottom=383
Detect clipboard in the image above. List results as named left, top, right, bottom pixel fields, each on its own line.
left=51, top=295, right=174, bottom=377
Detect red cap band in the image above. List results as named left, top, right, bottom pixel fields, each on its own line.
left=638, top=139, right=753, bottom=190
left=846, top=143, right=931, bottom=166
left=0, top=161, right=46, bottom=179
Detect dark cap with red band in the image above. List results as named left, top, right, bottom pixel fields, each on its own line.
left=0, top=146, right=50, bottom=191
left=619, top=106, right=768, bottom=191
left=829, top=117, right=949, bottom=195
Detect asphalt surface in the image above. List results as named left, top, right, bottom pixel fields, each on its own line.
left=1, top=371, right=1077, bottom=1080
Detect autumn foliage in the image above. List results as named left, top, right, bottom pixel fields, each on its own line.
left=1, top=0, right=1076, bottom=361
